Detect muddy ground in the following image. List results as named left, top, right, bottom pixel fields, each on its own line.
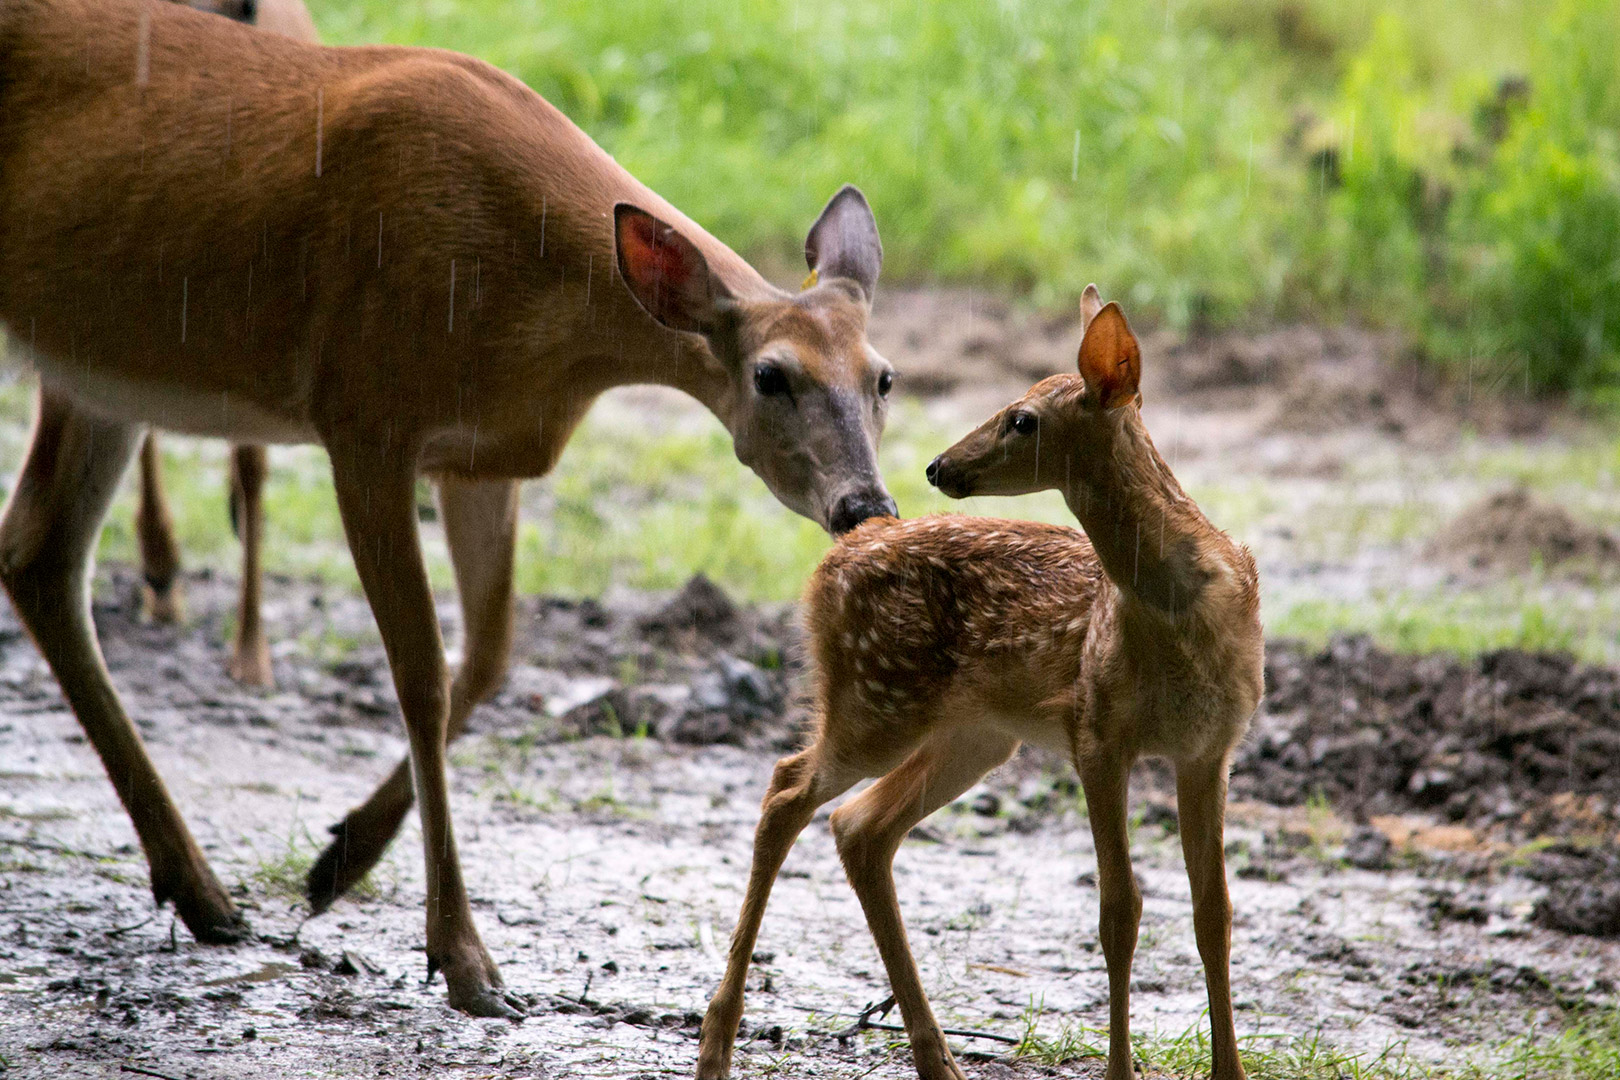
left=2, top=294, right=1619, bottom=1078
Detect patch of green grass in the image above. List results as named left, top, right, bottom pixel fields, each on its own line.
left=1270, top=587, right=1618, bottom=662
left=314, top=0, right=1319, bottom=325
left=1490, top=1008, right=1620, bottom=1080
left=1014, top=1008, right=1620, bottom=1079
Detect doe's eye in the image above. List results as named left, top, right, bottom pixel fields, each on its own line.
left=877, top=371, right=894, bottom=397
left=1009, top=412, right=1037, bottom=436
left=754, top=363, right=790, bottom=396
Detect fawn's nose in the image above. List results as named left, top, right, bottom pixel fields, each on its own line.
left=926, top=456, right=942, bottom=487
left=829, top=492, right=897, bottom=535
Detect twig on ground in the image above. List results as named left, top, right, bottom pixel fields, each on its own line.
left=106, top=915, right=155, bottom=938
left=2, top=837, right=116, bottom=861
left=121, top=1064, right=184, bottom=1080
left=823, top=993, right=1020, bottom=1047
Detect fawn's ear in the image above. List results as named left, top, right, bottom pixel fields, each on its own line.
left=615, top=204, right=731, bottom=334
left=1076, top=301, right=1141, bottom=409
left=805, top=185, right=882, bottom=301
left=1079, top=283, right=1104, bottom=332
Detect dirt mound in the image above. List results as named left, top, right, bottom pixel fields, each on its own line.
left=1427, top=487, right=1620, bottom=578
left=1240, top=635, right=1620, bottom=839
left=865, top=288, right=1079, bottom=395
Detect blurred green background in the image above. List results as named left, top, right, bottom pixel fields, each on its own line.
left=317, top=0, right=1620, bottom=397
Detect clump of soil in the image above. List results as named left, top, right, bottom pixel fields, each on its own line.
left=1529, top=846, right=1620, bottom=939
left=1427, top=487, right=1620, bottom=578
left=1241, top=634, right=1620, bottom=838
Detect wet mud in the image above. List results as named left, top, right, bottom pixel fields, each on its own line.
left=2, top=565, right=1617, bottom=1079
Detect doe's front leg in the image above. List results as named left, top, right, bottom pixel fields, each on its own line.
left=327, top=445, right=523, bottom=1020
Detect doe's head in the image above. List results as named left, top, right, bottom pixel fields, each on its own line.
left=615, top=186, right=897, bottom=535
left=927, top=284, right=1141, bottom=499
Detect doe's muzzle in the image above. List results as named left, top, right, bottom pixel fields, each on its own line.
left=829, top=491, right=897, bottom=535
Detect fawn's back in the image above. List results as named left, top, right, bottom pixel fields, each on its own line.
left=806, top=514, right=1105, bottom=757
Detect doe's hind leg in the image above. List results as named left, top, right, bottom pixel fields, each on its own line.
left=0, top=392, right=247, bottom=942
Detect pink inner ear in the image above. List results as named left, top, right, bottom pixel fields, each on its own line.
left=626, top=216, right=691, bottom=289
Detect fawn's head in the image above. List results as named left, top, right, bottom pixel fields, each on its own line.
left=928, top=285, right=1142, bottom=499
left=615, top=187, right=897, bottom=535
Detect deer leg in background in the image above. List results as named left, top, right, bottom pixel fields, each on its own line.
left=134, top=433, right=185, bottom=624
left=225, top=445, right=272, bottom=687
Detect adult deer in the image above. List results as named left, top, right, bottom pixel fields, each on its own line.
left=131, top=0, right=321, bottom=691
left=0, top=0, right=895, bottom=1018
left=697, top=291, right=1262, bottom=1080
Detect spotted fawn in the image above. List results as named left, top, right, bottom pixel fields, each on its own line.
left=697, top=288, right=1263, bottom=1080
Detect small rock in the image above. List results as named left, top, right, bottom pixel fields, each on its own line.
left=1344, top=826, right=1393, bottom=870
left=969, top=792, right=1001, bottom=817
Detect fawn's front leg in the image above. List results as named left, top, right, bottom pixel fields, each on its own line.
left=1176, top=755, right=1246, bottom=1080
left=1079, top=752, right=1140, bottom=1080
left=327, top=448, right=523, bottom=1019
left=828, top=728, right=1019, bottom=1080
left=306, top=476, right=519, bottom=913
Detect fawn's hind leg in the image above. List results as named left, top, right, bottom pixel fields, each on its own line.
left=1, top=392, right=247, bottom=942
left=829, top=727, right=1020, bottom=1080
left=1176, top=755, right=1246, bottom=1080
left=1078, top=750, right=1140, bottom=1080
left=697, top=746, right=861, bottom=1078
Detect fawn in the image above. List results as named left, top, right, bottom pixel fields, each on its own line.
left=696, top=289, right=1263, bottom=1080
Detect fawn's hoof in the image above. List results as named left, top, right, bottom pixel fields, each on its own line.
left=694, top=1018, right=735, bottom=1078
left=913, top=1041, right=968, bottom=1080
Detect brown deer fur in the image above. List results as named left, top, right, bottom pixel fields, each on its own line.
left=131, top=0, right=320, bottom=691
left=697, top=291, right=1262, bottom=1080
left=0, top=0, right=895, bottom=1019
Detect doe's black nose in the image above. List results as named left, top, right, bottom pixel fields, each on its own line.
left=829, top=492, right=897, bottom=536
left=925, top=456, right=942, bottom=487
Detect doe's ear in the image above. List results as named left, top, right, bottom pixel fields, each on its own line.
left=804, top=185, right=882, bottom=301
left=1076, top=301, right=1141, bottom=409
left=1079, top=283, right=1104, bottom=332
left=614, top=204, right=729, bottom=334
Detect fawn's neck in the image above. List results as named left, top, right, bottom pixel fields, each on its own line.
left=1060, top=412, right=1216, bottom=618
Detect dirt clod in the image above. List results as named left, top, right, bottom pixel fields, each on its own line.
left=1427, top=487, right=1620, bottom=578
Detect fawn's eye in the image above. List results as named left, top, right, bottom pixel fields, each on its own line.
left=753, top=363, right=790, bottom=397
left=1009, top=412, right=1037, bottom=436
left=877, top=371, right=894, bottom=397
